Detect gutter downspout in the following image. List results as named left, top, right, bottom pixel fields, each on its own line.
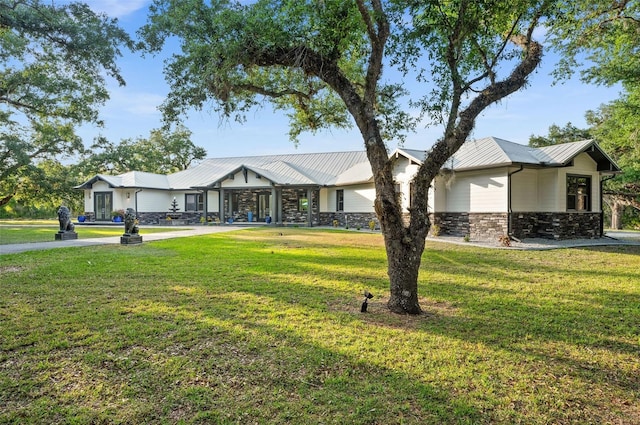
left=508, top=165, right=524, bottom=238
left=134, top=190, right=143, bottom=218
left=600, top=175, right=616, bottom=236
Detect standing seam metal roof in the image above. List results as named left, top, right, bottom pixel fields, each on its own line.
left=404, top=137, right=621, bottom=172
left=76, top=138, right=620, bottom=191
left=157, top=151, right=371, bottom=189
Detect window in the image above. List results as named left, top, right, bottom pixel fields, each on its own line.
left=185, top=193, right=204, bottom=212
left=230, top=193, right=239, bottom=214
left=298, top=194, right=308, bottom=212
left=336, top=189, right=344, bottom=211
left=567, top=175, right=591, bottom=211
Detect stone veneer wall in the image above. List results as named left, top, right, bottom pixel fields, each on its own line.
left=431, top=212, right=508, bottom=240
left=136, top=212, right=211, bottom=225
left=318, top=212, right=379, bottom=229
left=430, top=211, right=602, bottom=240
left=280, top=189, right=319, bottom=225
left=510, top=212, right=601, bottom=240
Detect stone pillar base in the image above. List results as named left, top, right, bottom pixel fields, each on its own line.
left=55, top=231, right=78, bottom=241
left=120, top=235, right=143, bottom=245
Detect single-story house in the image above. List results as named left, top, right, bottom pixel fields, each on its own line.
left=76, top=137, right=621, bottom=240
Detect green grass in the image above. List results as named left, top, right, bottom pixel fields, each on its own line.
left=0, top=224, right=187, bottom=245
left=0, top=228, right=638, bottom=424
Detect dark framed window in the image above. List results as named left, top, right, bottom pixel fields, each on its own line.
left=567, top=175, right=591, bottom=211
left=230, top=193, right=239, bottom=214
left=336, top=189, right=344, bottom=211
left=185, top=193, right=204, bottom=212
left=298, top=194, right=308, bottom=212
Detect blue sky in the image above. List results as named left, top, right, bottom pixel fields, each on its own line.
left=75, top=0, right=622, bottom=158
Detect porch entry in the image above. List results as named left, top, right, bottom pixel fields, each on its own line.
left=257, top=193, right=271, bottom=221
left=94, top=192, right=113, bottom=221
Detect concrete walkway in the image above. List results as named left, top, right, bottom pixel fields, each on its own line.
left=0, top=225, right=250, bottom=255
left=428, top=230, right=640, bottom=250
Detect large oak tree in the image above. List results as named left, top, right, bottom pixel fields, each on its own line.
left=0, top=0, right=134, bottom=207
left=142, top=0, right=550, bottom=314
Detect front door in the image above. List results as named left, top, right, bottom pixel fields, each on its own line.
left=94, top=192, right=113, bottom=221
left=257, top=193, right=271, bottom=222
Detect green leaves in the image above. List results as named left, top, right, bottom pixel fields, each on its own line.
left=140, top=0, right=381, bottom=141
left=547, top=0, right=640, bottom=87
left=0, top=0, right=134, bottom=206
left=79, top=125, right=207, bottom=175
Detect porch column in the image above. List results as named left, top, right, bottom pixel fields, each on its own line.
left=276, top=188, right=283, bottom=225
left=307, top=188, right=312, bottom=227
left=203, top=190, right=208, bottom=222
left=271, top=186, right=278, bottom=223
left=219, top=188, right=225, bottom=223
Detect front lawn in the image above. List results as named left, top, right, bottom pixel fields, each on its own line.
left=0, top=228, right=638, bottom=424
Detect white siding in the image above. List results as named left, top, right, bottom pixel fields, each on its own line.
left=392, top=157, right=420, bottom=211
left=537, top=169, right=560, bottom=212
left=427, top=185, right=435, bottom=212
left=82, top=189, right=92, bottom=212
left=441, top=169, right=508, bottom=212
left=319, top=188, right=329, bottom=212
left=432, top=176, right=447, bottom=212
left=508, top=153, right=600, bottom=213
left=323, top=185, right=375, bottom=212
left=345, top=184, right=376, bottom=212
left=207, top=190, right=220, bottom=212
left=511, top=168, right=539, bottom=212
left=220, top=170, right=272, bottom=188
left=136, top=190, right=171, bottom=213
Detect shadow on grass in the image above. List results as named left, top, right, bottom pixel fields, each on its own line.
left=1, top=230, right=638, bottom=423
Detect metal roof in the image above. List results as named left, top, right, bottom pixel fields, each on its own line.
left=75, top=172, right=171, bottom=190
left=76, top=138, right=620, bottom=191
left=77, top=151, right=371, bottom=190
left=397, top=137, right=621, bottom=173
left=171, top=151, right=371, bottom=188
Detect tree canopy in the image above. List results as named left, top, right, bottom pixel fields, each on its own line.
left=142, top=0, right=550, bottom=314
left=0, top=0, right=134, bottom=206
left=79, top=125, right=207, bottom=175
left=528, top=122, right=592, bottom=148
left=547, top=0, right=640, bottom=87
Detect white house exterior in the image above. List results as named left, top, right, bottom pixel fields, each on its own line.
left=76, top=137, right=621, bottom=240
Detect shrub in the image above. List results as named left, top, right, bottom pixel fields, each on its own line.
left=498, top=234, right=511, bottom=247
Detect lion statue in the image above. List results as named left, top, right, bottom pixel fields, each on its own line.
left=57, top=206, right=75, bottom=232
left=124, top=208, right=139, bottom=235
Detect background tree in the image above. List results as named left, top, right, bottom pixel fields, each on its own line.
left=0, top=0, right=134, bottom=207
left=586, top=88, right=640, bottom=229
left=79, top=125, right=207, bottom=175
left=528, top=122, right=592, bottom=147
left=0, top=160, right=83, bottom=218
left=142, top=0, right=550, bottom=314
left=546, top=0, right=639, bottom=229
left=547, top=0, right=640, bottom=87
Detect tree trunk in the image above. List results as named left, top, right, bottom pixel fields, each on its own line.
left=384, top=228, right=426, bottom=315
left=368, top=150, right=429, bottom=315
left=611, top=200, right=624, bottom=230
